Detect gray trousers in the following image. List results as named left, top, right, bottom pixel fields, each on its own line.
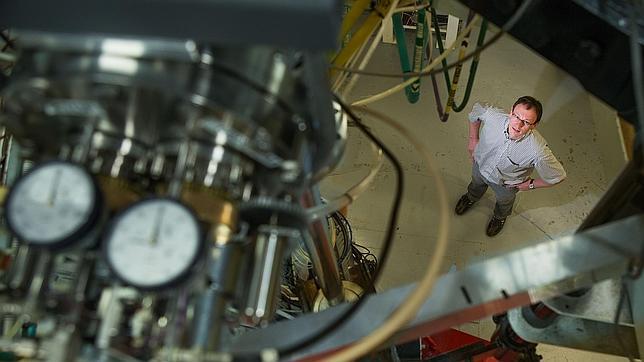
left=466, top=162, right=518, bottom=219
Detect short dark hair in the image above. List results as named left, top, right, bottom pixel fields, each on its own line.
left=512, top=96, right=543, bottom=123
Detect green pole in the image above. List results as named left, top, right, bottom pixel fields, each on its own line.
left=392, top=12, right=415, bottom=102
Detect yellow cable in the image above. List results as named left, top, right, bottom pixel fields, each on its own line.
left=332, top=24, right=376, bottom=92
left=341, top=0, right=401, bottom=98
left=332, top=1, right=396, bottom=78
left=444, top=16, right=475, bottom=116
left=340, top=0, right=372, bottom=40
left=351, top=15, right=480, bottom=106
left=327, top=106, right=451, bottom=362
left=335, top=0, right=428, bottom=93
left=393, top=3, right=431, bottom=14
left=331, top=12, right=381, bottom=78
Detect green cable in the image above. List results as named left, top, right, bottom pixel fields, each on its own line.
left=392, top=12, right=415, bottom=102
left=430, top=8, right=451, bottom=91
left=409, top=8, right=427, bottom=104
left=430, top=8, right=488, bottom=113
left=453, top=19, right=487, bottom=112
left=392, top=8, right=428, bottom=104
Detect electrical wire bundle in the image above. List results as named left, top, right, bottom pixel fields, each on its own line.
left=330, top=209, right=379, bottom=285
left=351, top=243, right=378, bottom=283
left=278, top=209, right=380, bottom=320
left=329, top=210, right=353, bottom=269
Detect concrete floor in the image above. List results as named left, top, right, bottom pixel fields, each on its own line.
left=320, top=3, right=630, bottom=361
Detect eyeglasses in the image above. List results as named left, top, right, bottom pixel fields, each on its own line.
left=511, top=112, right=537, bottom=127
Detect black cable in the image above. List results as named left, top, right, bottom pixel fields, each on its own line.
left=330, top=0, right=536, bottom=79
left=335, top=211, right=355, bottom=264
left=353, top=243, right=378, bottom=265
left=276, top=96, right=405, bottom=358
left=331, top=212, right=352, bottom=264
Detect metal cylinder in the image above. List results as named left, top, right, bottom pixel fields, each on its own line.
left=301, top=188, right=344, bottom=306
left=192, top=236, right=243, bottom=351
left=243, top=230, right=288, bottom=326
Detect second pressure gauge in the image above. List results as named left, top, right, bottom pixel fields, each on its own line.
left=5, top=161, right=103, bottom=249
left=104, top=198, right=203, bottom=290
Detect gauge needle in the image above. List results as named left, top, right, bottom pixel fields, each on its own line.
left=47, top=168, right=63, bottom=207
left=149, top=206, right=165, bottom=245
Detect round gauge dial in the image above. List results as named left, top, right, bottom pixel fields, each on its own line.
left=104, top=198, right=202, bottom=290
left=5, top=161, right=101, bottom=249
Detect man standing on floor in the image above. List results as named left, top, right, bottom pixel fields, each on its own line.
left=455, top=96, right=566, bottom=236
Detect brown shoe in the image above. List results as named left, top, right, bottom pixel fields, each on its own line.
left=455, top=195, right=475, bottom=215
left=486, top=216, right=506, bottom=237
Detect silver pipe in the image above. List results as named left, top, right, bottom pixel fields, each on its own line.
left=192, top=289, right=227, bottom=351
left=192, top=241, right=242, bottom=351
left=244, top=228, right=292, bottom=326
left=163, top=286, right=190, bottom=351
left=23, top=250, right=53, bottom=316
left=301, top=188, right=344, bottom=306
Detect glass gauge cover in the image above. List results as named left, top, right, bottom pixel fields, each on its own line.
left=104, top=198, right=203, bottom=290
left=5, top=161, right=102, bottom=249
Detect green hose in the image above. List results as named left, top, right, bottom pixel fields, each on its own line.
left=430, top=8, right=451, bottom=91
left=430, top=8, right=487, bottom=113
left=393, top=9, right=427, bottom=104
left=392, top=12, right=414, bottom=102
left=453, top=19, right=487, bottom=112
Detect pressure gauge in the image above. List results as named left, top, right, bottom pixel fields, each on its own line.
left=5, top=161, right=103, bottom=249
left=104, top=198, right=203, bottom=290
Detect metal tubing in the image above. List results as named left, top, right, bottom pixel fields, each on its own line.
left=192, top=289, right=228, bottom=351
left=192, top=241, right=243, bottom=351
left=23, top=250, right=53, bottom=317
left=244, top=230, right=289, bottom=325
left=301, top=188, right=344, bottom=306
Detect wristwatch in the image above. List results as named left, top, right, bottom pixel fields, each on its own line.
left=529, top=179, right=535, bottom=190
